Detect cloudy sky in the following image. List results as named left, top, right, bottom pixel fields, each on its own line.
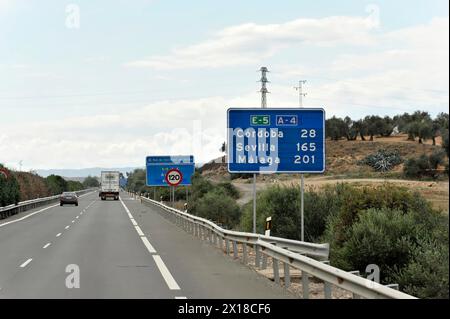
left=0, top=0, right=448, bottom=170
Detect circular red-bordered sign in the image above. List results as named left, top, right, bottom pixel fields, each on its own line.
left=0, top=168, right=10, bottom=179
left=165, top=168, right=183, bottom=186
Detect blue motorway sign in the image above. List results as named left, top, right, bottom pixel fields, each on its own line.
left=227, top=108, right=325, bottom=173
left=119, top=177, right=128, bottom=188
left=146, top=155, right=194, bottom=164
left=146, top=156, right=195, bottom=186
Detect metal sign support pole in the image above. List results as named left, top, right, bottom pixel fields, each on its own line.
left=301, top=174, right=304, bottom=241
left=172, top=186, right=175, bottom=207
left=295, top=80, right=307, bottom=242
left=253, top=173, right=256, bottom=233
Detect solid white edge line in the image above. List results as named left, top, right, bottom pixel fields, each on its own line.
left=43, top=243, right=51, bottom=249
left=0, top=192, right=96, bottom=228
left=120, top=196, right=175, bottom=292
left=130, top=218, right=138, bottom=226
left=0, top=204, right=59, bottom=227
left=20, top=258, right=33, bottom=268
left=141, top=236, right=156, bottom=253
left=152, top=255, right=180, bottom=290
left=135, top=225, right=145, bottom=236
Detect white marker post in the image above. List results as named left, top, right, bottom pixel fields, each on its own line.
left=265, top=216, right=272, bottom=236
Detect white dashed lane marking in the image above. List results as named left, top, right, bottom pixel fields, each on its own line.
left=141, top=236, right=156, bottom=254
left=153, top=255, right=181, bottom=290
left=43, top=243, right=51, bottom=249
left=20, top=258, right=33, bottom=268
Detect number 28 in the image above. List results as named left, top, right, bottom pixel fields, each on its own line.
left=301, top=129, right=316, bottom=138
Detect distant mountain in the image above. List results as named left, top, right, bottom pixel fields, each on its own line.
left=36, top=167, right=143, bottom=178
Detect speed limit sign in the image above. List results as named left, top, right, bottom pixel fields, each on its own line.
left=165, top=168, right=183, bottom=186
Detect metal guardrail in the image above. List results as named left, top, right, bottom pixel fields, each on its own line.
left=0, top=189, right=94, bottom=220
left=135, top=193, right=416, bottom=299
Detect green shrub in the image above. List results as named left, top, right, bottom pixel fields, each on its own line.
left=45, top=175, right=68, bottom=195
left=0, top=166, right=20, bottom=206
left=403, top=151, right=446, bottom=179
left=67, top=180, right=84, bottom=192
left=194, top=189, right=241, bottom=228
left=428, top=150, right=445, bottom=169
left=317, top=183, right=448, bottom=298
left=216, top=182, right=240, bottom=199
left=388, top=237, right=449, bottom=299
left=83, top=176, right=99, bottom=188
left=239, top=185, right=335, bottom=241
left=442, top=129, right=449, bottom=157
left=331, top=208, right=417, bottom=271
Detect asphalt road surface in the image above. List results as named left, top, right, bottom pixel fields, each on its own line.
left=0, top=191, right=293, bottom=299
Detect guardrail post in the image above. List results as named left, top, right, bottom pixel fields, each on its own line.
left=321, top=261, right=332, bottom=299
left=225, top=239, right=230, bottom=256
left=349, top=271, right=361, bottom=299
left=261, top=254, right=268, bottom=270
left=255, top=245, right=261, bottom=268
left=273, top=258, right=280, bottom=285
left=201, top=225, right=205, bottom=240
left=242, top=243, right=248, bottom=264
left=232, top=241, right=238, bottom=259
left=324, top=281, right=332, bottom=299
left=302, top=271, right=310, bottom=299
left=283, top=262, right=290, bottom=289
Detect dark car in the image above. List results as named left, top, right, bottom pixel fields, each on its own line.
left=60, top=192, right=78, bottom=206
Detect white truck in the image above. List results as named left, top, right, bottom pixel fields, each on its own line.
left=99, top=171, right=120, bottom=200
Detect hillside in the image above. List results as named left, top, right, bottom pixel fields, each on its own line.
left=200, top=134, right=445, bottom=180
left=12, top=171, right=51, bottom=201
left=199, top=135, right=449, bottom=213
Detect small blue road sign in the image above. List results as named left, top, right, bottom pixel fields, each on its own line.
left=146, top=155, right=195, bottom=186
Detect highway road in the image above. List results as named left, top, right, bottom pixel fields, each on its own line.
left=0, top=191, right=293, bottom=299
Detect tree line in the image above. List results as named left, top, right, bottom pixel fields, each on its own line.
left=0, top=164, right=100, bottom=207
left=326, top=110, right=449, bottom=144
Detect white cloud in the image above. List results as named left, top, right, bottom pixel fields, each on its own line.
left=2, top=14, right=448, bottom=170
left=125, top=15, right=379, bottom=70
left=274, top=17, right=449, bottom=118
